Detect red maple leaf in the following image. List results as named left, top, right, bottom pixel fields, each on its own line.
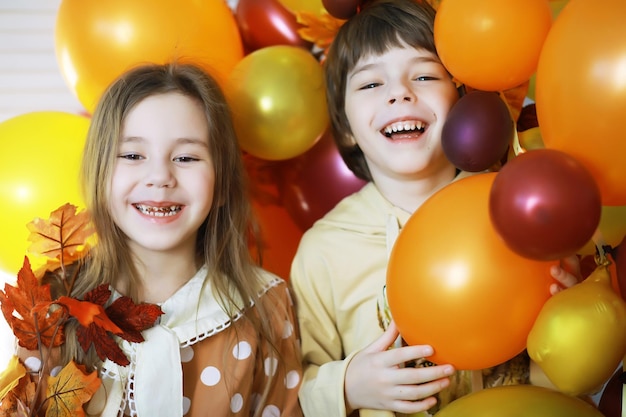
left=106, top=297, right=164, bottom=343
left=0, top=257, right=65, bottom=350
left=56, top=285, right=163, bottom=366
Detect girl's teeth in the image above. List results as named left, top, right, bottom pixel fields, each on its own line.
left=135, top=204, right=181, bottom=217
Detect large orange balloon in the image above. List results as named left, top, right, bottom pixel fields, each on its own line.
left=0, top=112, right=89, bottom=274
left=535, top=0, right=626, bottom=206
left=55, top=0, right=243, bottom=114
left=434, top=0, right=552, bottom=91
left=387, top=173, right=557, bottom=370
left=227, top=46, right=328, bottom=160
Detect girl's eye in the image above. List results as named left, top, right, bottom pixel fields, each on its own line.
left=174, top=156, right=199, bottom=163
left=416, top=76, right=438, bottom=81
left=119, top=153, right=143, bottom=160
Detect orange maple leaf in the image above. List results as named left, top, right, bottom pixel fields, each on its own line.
left=44, top=361, right=101, bottom=417
left=0, top=257, right=65, bottom=350
left=26, top=204, right=94, bottom=268
left=0, top=371, right=36, bottom=417
left=296, top=11, right=346, bottom=52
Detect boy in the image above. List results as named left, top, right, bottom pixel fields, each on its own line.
left=290, top=1, right=578, bottom=416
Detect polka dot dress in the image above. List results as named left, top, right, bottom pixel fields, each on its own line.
left=180, top=282, right=303, bottom=417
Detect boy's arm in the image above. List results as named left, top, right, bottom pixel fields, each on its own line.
left=290, top=250, right=352, bottom=417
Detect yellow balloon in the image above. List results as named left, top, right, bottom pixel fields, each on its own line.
left=578, top=205, right=626, bottom=256
left=278, top=0, right=327, bottom=15
left=227, top=45, right=328, bottom=160
left=0, top=112, right=89, bottom=274
left=527, top=264, right=626, bottom=395
left=434, top=385, right=604, bottom=417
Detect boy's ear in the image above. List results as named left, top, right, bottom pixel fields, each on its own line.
left=457, top=84, right=466, bottom=98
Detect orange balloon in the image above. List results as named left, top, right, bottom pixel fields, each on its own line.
left=387, top=173, right=557, bottom=370
left=434, top=0, right=552, bottom=91
left=535, top=0, right=626, bottom=206
left=55, top=0, right=243, bottom=114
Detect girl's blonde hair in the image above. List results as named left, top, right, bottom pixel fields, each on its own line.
left=62, top=63, right=281, bottom=401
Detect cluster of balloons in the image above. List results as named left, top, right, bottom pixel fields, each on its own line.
left=388, top=0, right=626, bottom=413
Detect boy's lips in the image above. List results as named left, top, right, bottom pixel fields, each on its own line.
left=381, top=120, right=426, bottom=138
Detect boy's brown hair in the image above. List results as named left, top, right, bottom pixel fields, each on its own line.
left=324, top=0, right=438, bottom=181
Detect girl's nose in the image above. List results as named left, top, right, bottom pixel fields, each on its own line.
left=144, top=160, right=176, bottom=188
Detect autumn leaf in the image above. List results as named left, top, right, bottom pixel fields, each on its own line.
left=56, top=285, right=130, bottom=366
left=106, top=296, right=163, bottom=343
left=0, top=257, right=65, bottom=350
left=0, top=356, right=26, bottom=401
left=45, top=361, right=101, bottom=417
left=26, top=203, right=94, bottom=267
left=0, top=369, right=36, bottom=417
left=58, top=285, right=162, bottom=366
left=296, top=11, right=345, bottom=51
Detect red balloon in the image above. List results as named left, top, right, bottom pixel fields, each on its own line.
left=322, top=0, right=362, bottom=19
left=278, top=131, right=366, bottom=230
left=244, top=155, right=304, bottom=280
left=236, top=0, right=312, bottom=53
left=441, top=90, right=513, bottom=172
left=489, top=149, right=602, bottom=261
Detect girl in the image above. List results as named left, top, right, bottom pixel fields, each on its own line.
left=20, top=62, right=303, bottom=416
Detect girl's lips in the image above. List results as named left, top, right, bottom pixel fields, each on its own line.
left=133, top=203, right=182, bottom=217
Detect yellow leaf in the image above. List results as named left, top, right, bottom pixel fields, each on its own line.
left=45, top=360, right=101, bottom=417
left=0, top=356, right=26, bottom=400
left=26, top=203, right=95, bottom=266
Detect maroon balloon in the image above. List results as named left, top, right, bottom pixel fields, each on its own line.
left=322, top=0, right=362, bottom=19
left=442, top=90, right=513, bottom=172
left=278, top=131, right=366, bottom=230
left=489, top=149, right=602, bottom=261
left=236, top=0, right=312, bottom=53
left=598, top=367, right=625, bottom=417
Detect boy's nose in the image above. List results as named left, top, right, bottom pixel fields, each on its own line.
left=388, top=96, right=413, bottom=104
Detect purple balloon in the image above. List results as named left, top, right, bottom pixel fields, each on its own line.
left=322, top=0, right=362, bottom=19
left=442, top=90, right=513, bottom=172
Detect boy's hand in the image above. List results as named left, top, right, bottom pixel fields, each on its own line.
left=549, top=254, right=582, bottom=294
left=344, top=321, right=455, bottom=414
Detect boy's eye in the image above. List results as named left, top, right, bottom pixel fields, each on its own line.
left=416, top=76, right=438, bottom=81
left=359, top=82, right=381, bottom=90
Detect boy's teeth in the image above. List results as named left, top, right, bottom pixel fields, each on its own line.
left=134, top=204, right=181, bottom=217
left=383, top=121, right=425, bottom=136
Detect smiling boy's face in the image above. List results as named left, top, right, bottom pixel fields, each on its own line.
left=343, top=43, right=459, bottom=184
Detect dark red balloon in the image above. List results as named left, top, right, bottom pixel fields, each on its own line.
left=278, top=131, right=366, bottom=230
left=442, top=90, right=513, bottom=172
left=322, top=0, right=362, bottom=19
left=236, top=0, right=312, bottom=53
left=489, top=149, right=602, bottom=261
